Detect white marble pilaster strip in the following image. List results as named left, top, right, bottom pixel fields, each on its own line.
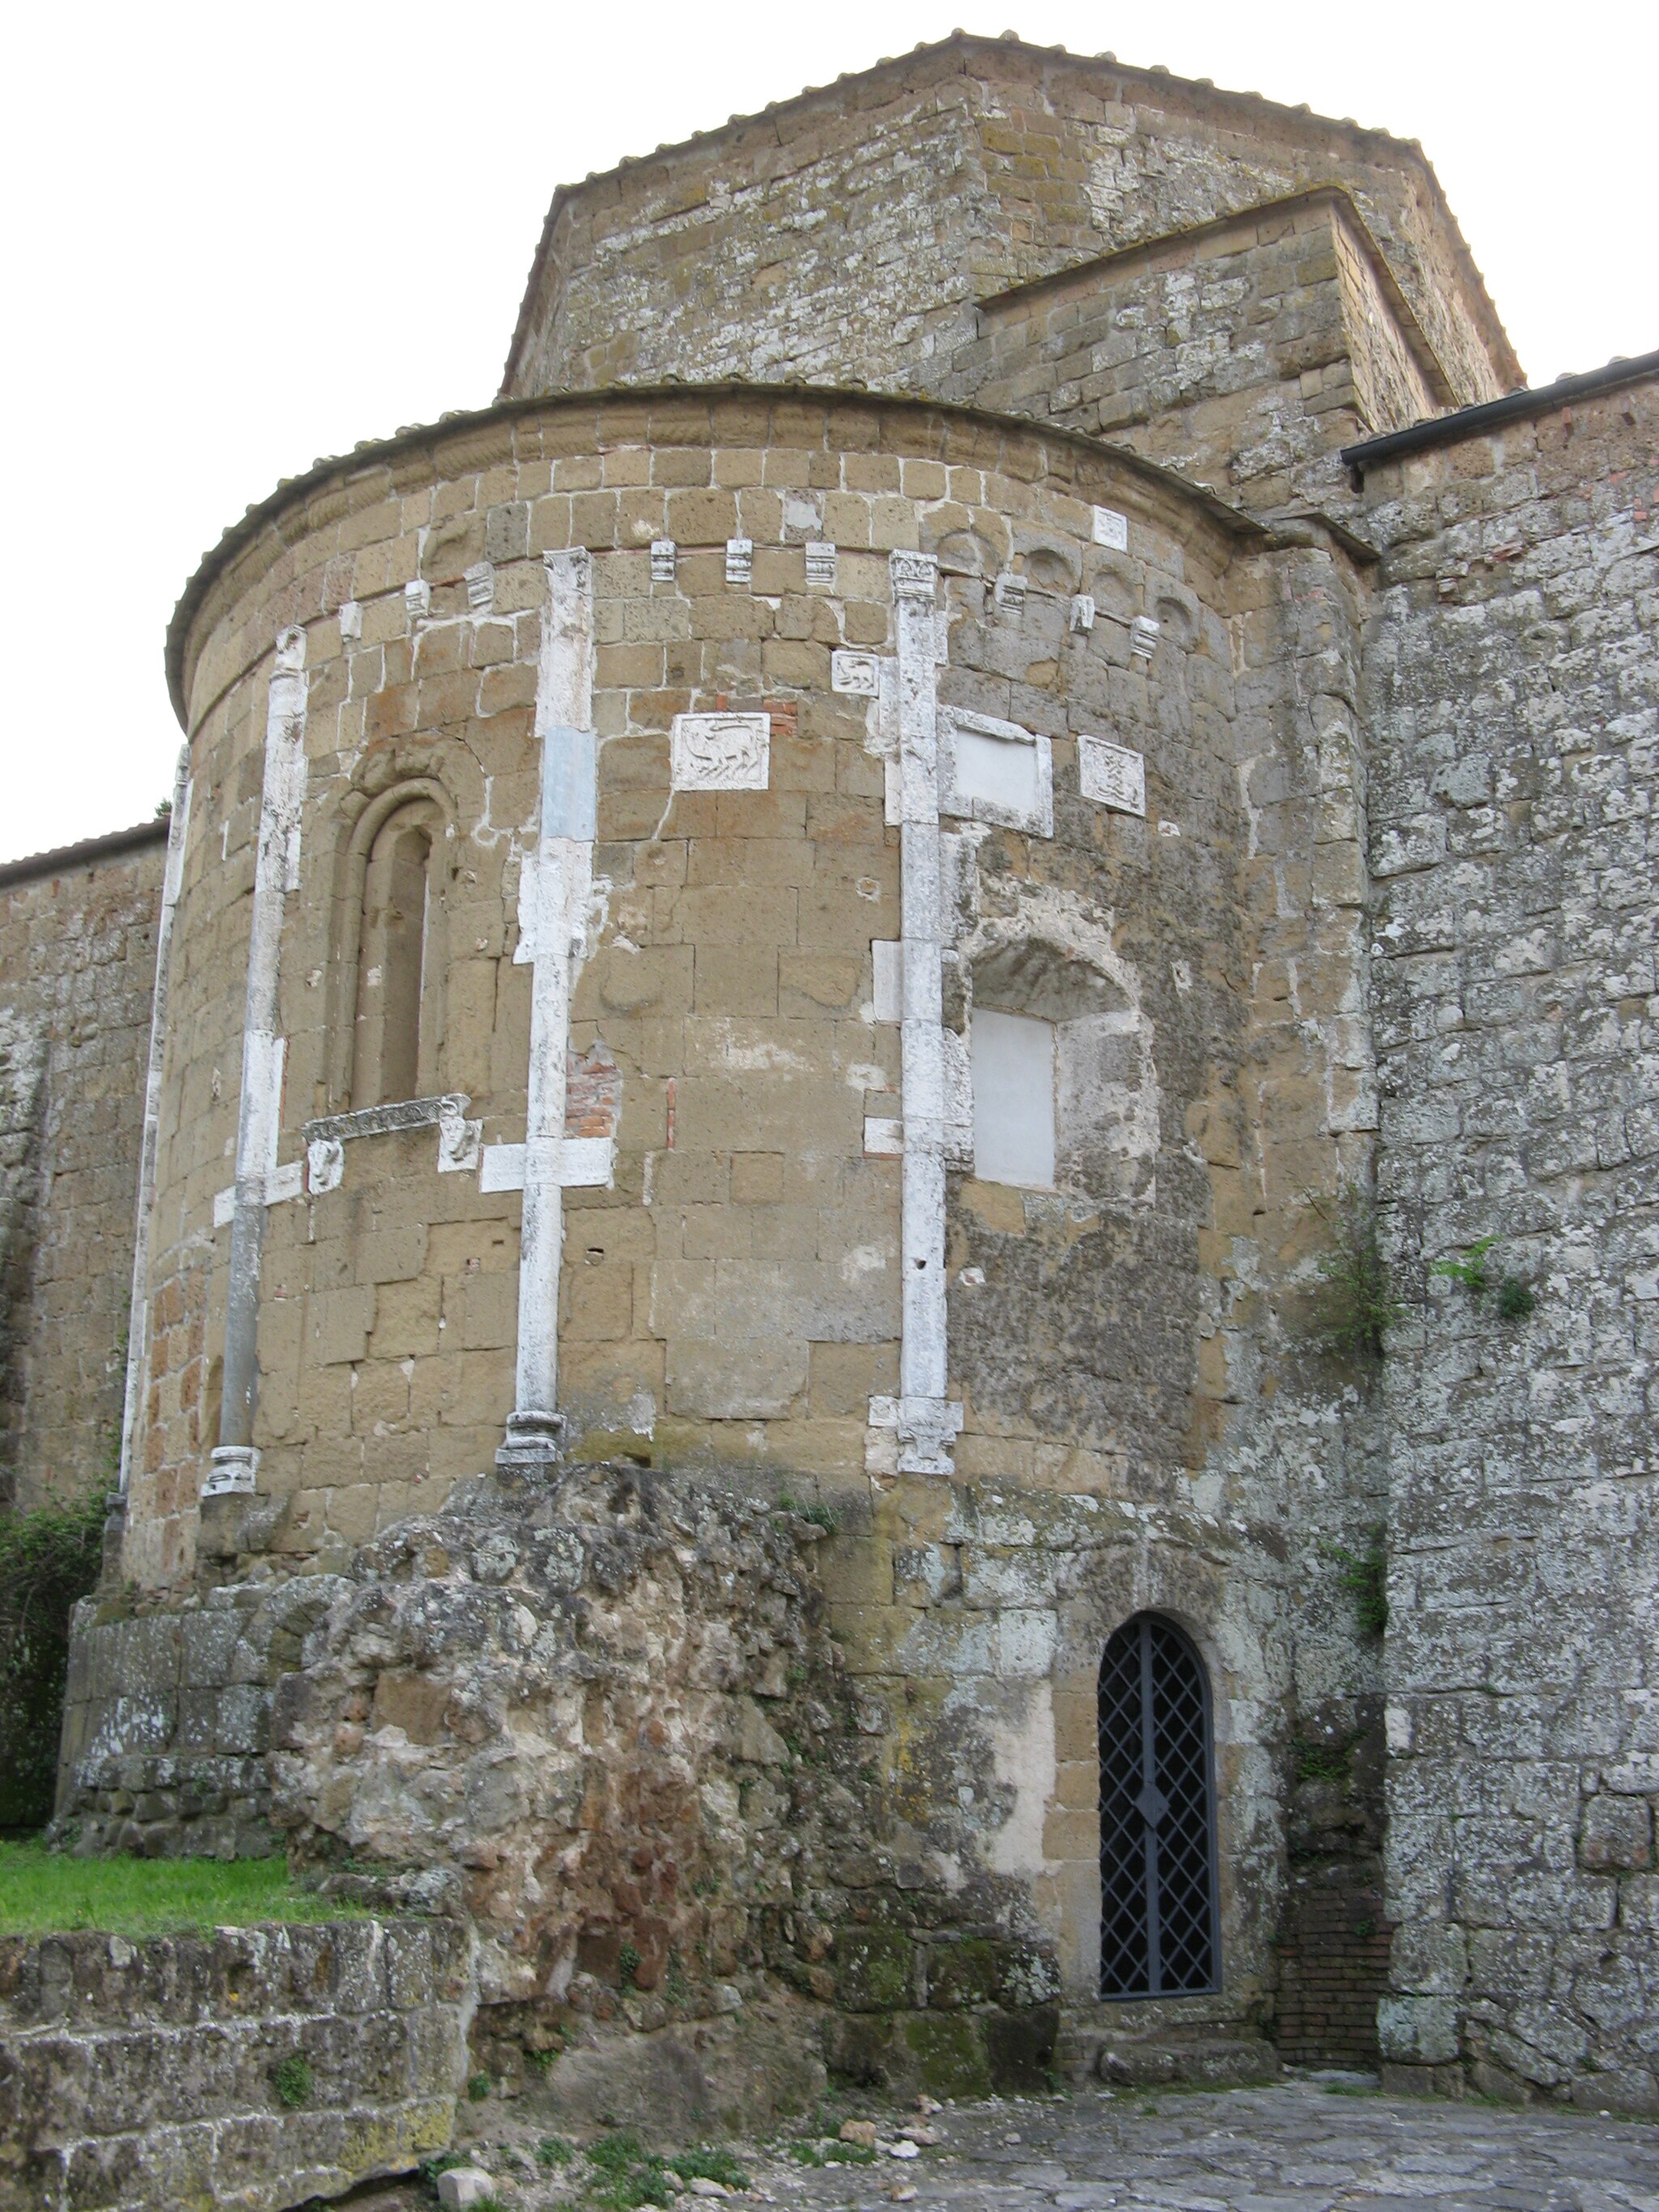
left=499, top=549, right=596, bottom=1473
left=207, top=627, right=308, bottom=1498
left=887, top=551, right=961, bottom=1476
left=117, top=751, right=192, bottom=1502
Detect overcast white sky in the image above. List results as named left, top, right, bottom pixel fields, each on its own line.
left=2, top=2, right=1653, bottom=865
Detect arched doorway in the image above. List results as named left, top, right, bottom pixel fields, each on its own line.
left=1098, top=1613, right=1219, bottom=1997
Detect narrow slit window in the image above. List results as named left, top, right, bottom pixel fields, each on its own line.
left=352, top=797, right=447, bottom=1107
left=971, top=1008, right=1056, bottom=1188
left=379, top=825, right=431, bottom=1105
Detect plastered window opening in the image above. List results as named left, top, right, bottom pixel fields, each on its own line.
left=971, top=1007, right=1056, bottom=1189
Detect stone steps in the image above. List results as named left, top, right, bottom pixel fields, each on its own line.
left=1057, top=2000, right=1281, bottom=2090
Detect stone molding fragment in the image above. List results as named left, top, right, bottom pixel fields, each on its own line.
left=301, top=1092, right=483, bottom=1190
left=832, top=648, right=881, bottom=696
left=884, top=548, right=962, bottom=1477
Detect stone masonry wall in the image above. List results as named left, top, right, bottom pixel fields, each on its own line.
left=503, top=39, right=1513, bottom=421
left=937, top=191, right=1444, bottom=516
left=1364, top=373, right=1659, bottom=2108
left=0, top=1915, right=471, bottom=2212
left=0, top=829, right=165, bottom=1511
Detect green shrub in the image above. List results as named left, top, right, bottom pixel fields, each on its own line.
left=1497, top=1275, right=1536, bottom=1320
left=1431, top=1235, right=1495, bottom=1296
left=0, top=1490, right=105, bottom=1828
left=1292, top=1735, right=1354, bottom=1785
left=587, top=2130, right=644, bottom=2176
left=272, top=2052, right=313, bottom=2108
left=585, top=2132, right=676, bottom=2210
left=1324, top=1529, right=1388, bottom=1637
left=1304, top=1190, right=1402, bottom=1362
left=791, top=2139, right=875, bottom=2167
left=466, top=2070, right=493, bottom=2102
left=669, top=2147, right=750, bottom=2189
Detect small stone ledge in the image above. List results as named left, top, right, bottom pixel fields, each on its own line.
left=302, top=1093, right=469, bottom=1145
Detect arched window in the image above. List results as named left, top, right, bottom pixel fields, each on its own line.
left=352, top=794, right=448, bottom=1106
left=1098, top=1613, right=1219, bottom=1997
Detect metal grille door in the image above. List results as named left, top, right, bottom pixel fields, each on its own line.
left=1098, top=1613, right=1219, bottom=1997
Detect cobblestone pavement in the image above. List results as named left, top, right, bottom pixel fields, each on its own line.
left=754, top=2081, right=1659, bottom=2212
left=393, top=2076, right=1659, bottom=2212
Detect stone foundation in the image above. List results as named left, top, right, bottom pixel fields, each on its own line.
left=0, top=1916, right=471, bottom=2212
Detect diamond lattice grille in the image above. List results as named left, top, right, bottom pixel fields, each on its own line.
left=1098, top=1614, right=1218, bottom=1997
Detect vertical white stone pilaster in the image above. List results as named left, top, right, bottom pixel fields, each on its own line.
left=206, top=627, right=309, bottom=1498
left=117, top=750, right=192, bottom=1502
left=499, top=549, right=596, bottom=1473
left=888, top=550, right=962, bottom=1475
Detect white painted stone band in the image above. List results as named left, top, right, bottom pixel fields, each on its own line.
left=480, top=1137, right=615, bottom=1192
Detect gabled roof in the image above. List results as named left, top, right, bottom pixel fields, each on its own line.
left=1340, top=347, right=1659, bottom=476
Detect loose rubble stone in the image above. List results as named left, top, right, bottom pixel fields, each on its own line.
left=437, top=2171, right=499, bottom=2211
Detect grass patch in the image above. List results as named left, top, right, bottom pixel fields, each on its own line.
left=0, top=1839, right=366, bottom=1938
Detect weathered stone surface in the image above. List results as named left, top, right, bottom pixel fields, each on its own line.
left=1365, top=374, right=1659, bottom=2111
